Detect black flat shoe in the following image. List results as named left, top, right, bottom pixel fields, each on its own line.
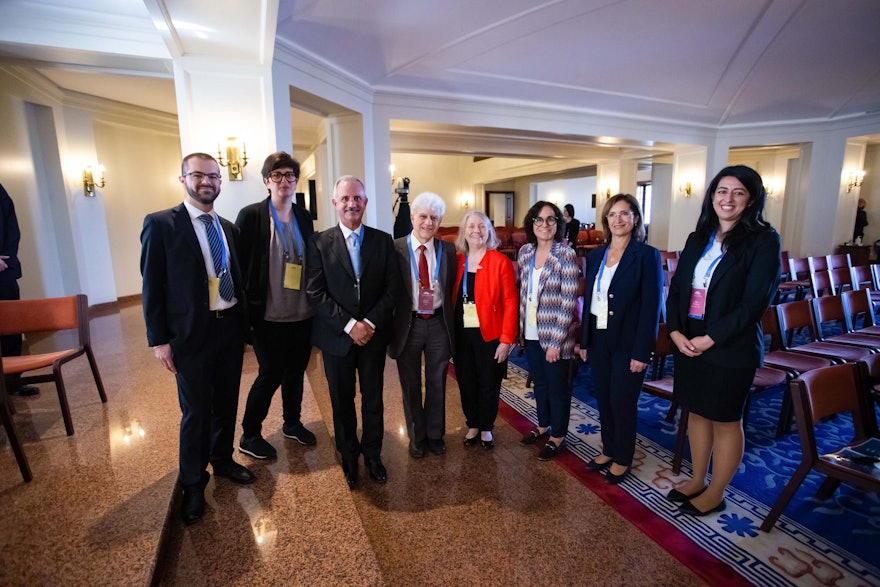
left=520, top=428, right=548, bottom=446
left=342, top=457, right=359, bottom=488
left=212, top=461, right=256, bottom=485
left=480, top=438, right=495, bottom=449
left=463, top=435, right=479, bottom=447
left=605, top=466, right=631, bottom=485
left=586, top=457, right=612, bottom=471
left=409, top=440, right=425, bottom=458
left=366, top=456, right=387, bottom=483
left=667, top=486, right=707, bottom=503
left=180, top=489, right=205, bottom=525
left=679, top=498, right=726, bottom=517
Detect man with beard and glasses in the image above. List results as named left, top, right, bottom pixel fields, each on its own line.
left=141, top=152, right=254, bottom=525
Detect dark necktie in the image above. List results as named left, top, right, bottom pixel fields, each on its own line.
left=418, top=244, right=430, bottom=289
left=198, top=214, right=234, bottom=301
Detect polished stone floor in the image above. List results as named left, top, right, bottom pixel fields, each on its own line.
left=0, top=301, right=704, bottom=586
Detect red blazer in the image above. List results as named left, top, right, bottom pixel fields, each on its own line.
left=454, top=249, right=519, bottom=344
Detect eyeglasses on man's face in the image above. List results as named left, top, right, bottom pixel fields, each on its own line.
left=532, top=215, right=558, bottom=226
left=185, top=171, right=221, bottom=182
left=268, top=171, right=298, bottom=183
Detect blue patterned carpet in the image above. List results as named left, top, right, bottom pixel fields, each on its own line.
left=504, top=348, right=880, bottom=586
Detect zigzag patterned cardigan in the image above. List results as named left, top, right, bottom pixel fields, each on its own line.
left=516, top=241, right=580, bottom=359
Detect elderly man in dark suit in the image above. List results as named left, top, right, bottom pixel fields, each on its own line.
left=141, top=152, right=255, bottom=525
left=306, top=175, right=399, bottom=488
left=388, top=192, right=457, bottom=458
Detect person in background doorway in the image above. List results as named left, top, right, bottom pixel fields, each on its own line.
left=854, top=198, right=868, bottom=243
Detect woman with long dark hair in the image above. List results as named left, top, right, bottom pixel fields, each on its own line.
left=666, top=165, right=780, bottom=515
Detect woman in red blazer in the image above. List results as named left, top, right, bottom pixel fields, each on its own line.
left=453, top=211, right=519, bottom=448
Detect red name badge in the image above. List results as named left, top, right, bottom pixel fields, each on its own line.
left=688, top=287, right=707, bottom=319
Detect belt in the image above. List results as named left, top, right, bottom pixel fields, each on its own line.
left=413, top=308, right=442, bottom=320
left=210, top=305, right=238, bottom=318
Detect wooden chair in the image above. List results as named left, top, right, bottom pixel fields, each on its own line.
left=828, top=266, right=854, bottom=295
left=809, top=270, right=836, bottom=298
left=642, top=323, right=687, bottom=475
left=1, top=347, right=33, bottom=482
left=776, top=254, right=808, bottom=303
left=807, top=255, right=828, bottom=274
left=666, top=257, right=678, bottom=274
left=659, top=250, right=679, bottom=271
left=851, top=265, right=874, bottom=291
left=760, top=362, right=880, bottom=532
left=826, top=253, right=852, bottom=270
left=775, top=300, right=872, bottom=364
left=0, top=294, right=107, bottom=436
left=811, top=295, right=880, bottom=351
left=841, top=288, right=880, bottom=336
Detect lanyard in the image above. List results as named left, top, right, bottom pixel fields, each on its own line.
left=463, top=257, right=471, bottom=301
left=699, top=233, right=724, bottom=288
left=528, top=251, right=539, bottom=301
left=407, top=235, right=441, bottom=283
left=268, top=199, right=304, bottom=261
left=596, top=246, right=612, bottom=295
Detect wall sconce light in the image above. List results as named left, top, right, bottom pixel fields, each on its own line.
left=765, top=183, right=775, bottom=196
left=461, top=193, right=472, bottom=209
left=847, top=170, right=866, bottom=193
left=678, top=181, right=692, bottom=197
left=217, top=137, right=248, bottom=181
left=82, top=164, right=105, bottom=197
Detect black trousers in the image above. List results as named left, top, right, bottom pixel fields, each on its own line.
left=174, top=310, right=244, bottom=488
left=322, top=344, right=386, bottom=459
left=455, top=327, right=505, bottom=431
left=588, top=329, right=647, bottom=467
left=0, top=280, right=23, bottom=389
left=241, top=317, right=313, bottom=436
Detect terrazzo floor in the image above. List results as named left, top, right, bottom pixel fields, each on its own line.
left=0, top=300, right=705, bottom=586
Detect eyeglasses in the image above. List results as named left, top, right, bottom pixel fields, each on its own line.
left=533, top=215, right=558, bottom=226
left=185, top=172, right=221, bottom=182
left=269, top=171, right=298, bottom=183
left=607, top=211, right=633, bottom=220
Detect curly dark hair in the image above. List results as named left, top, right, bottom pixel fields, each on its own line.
left=694, top=165, right=773, bottom=258
left=260, top=151, right=301, bottom=180
left=524, top=201, right=565, bottom=244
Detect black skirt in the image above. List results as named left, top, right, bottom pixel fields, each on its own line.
left=672, top=354, right=755, bottom=422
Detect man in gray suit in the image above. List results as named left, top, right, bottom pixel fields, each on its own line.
left=306, top=175, right=399, bottom=488
left=388, top=192, right=457, bottom=458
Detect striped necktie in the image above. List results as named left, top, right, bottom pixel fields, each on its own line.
left=198, top=214, right=234, bottom=301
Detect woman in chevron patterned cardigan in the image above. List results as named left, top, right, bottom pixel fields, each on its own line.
left=516, top=201, right=580, bottom=461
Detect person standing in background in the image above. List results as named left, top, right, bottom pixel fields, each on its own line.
left=0, top=183, right=39, bottom=397
left=854, top=198, right=868, bottom=243
left=236, top=152, right=317, bottom=461
left=563, top=204, right=580, bottom=248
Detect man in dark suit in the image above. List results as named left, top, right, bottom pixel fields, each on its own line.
left=141, top=152, right=255, bottom=525
left=388, top=192, right=456, bottom=458
left=306, top=175, right=399, bottom=488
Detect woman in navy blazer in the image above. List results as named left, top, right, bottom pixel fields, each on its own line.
left=578, top=194, right=662, bottom=484
left=666, top=165, right=780, bottom=516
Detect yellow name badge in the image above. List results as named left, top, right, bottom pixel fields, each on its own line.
left=527, top=301, right=538, bottom=328
left=463, top=302, right=480, bottom=328
left=594, top=298, right=608, bottom=330
left=284, top=262, right=302, bottom=290
left=208, top=277, right=220, bottom=310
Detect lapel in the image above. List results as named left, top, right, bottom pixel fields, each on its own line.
left=329, top=225, right=357, bottom=281
left=173, top=204, right=203, bottom=262
left=398, top=236, right=414, bottom=304
left=707, top=248, right=736, bottom=295
left=434, top=237, right=447, bottom=292
left=610, top=240, right=638, bottom=289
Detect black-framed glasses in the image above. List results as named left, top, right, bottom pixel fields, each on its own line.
left=533, top=215, right=558, bottom=226
left=185, top=172, right=221, bottom=182
left=269, top=171, right=298, bottom=183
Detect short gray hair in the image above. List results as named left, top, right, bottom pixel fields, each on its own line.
left=455, top=210, right=500, bottom=252
left=334, top=174, right=365, bottom=194
left=410, top=191, right=446, bottom=218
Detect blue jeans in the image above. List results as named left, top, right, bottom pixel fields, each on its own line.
left=524, top=340, right=572, bottom=438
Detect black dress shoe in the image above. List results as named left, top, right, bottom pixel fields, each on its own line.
left=212, top=461, right=256, bottom=485
left=585, top=457, right=612, bottom=471
left=667, top=486, right=707, bottom=503
left=679, top=497, right=726, bottom=516
left=8, top=385, right=39, bottom=397
left=463, top=434, right=480, bottom=447
left=181, top=488, right=205, bottom=525
left=427, top=438, right=446, bottom=455
left=605, top=466, right=631, bottom=485
left=341, top=457, right=359, bottom=488
left=365, top=456, right=387, bottom=483
left=409, top=440, right=425, bottom=458
left=480, top=439, right=495, bottom=449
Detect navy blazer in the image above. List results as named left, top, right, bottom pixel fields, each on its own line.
left=580, top=240, right=663, bottom=364
left=388, top=235, right=457, bottom=359
left=305, top=224, right=400, bottom=357
left=140, top=203, right=248, bottom=353
left=234, top=197, right=315, bottom=322
left=666, top=229, right=781, bottom=369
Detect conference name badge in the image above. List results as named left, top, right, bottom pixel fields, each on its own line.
left=527, top=300, right=538, bottom=328
left=594, top=298, right=608, bottom=329
left=208, top=277, right=220, bottom=310
left=463, top=302, right=480, bottom=328
left=284, top=262, right=302, bottom=290
left=418, top=285, right=434, bottom=313
left=688, top=288, right=707, bottom=319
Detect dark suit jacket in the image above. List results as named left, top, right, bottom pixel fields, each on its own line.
left=0, top=183, right=22, bottom=283
left=306, top=224, right=400, bottom=357
left=581, top=240, right=663, bottom=364
left=140, top=203, right=248, bottom=354
left=235, top=197, right=315, bottom=321
left=388, top=235, right=457, bottom=359
left=666, top=228, right=781, bottom=369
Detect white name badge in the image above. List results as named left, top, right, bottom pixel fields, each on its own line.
left=208, top=277, right=220, bottom=310
left=284, top=262, right=302, bottom=290
left=594, top=298, right=608, bottom=330
left=463, top=302, right=480, bottom=328
left=418, top=285, right=434, bottom=313
left=527, top=300, right=538, bottom=328
left=688, top=287, right=707, bottom=319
